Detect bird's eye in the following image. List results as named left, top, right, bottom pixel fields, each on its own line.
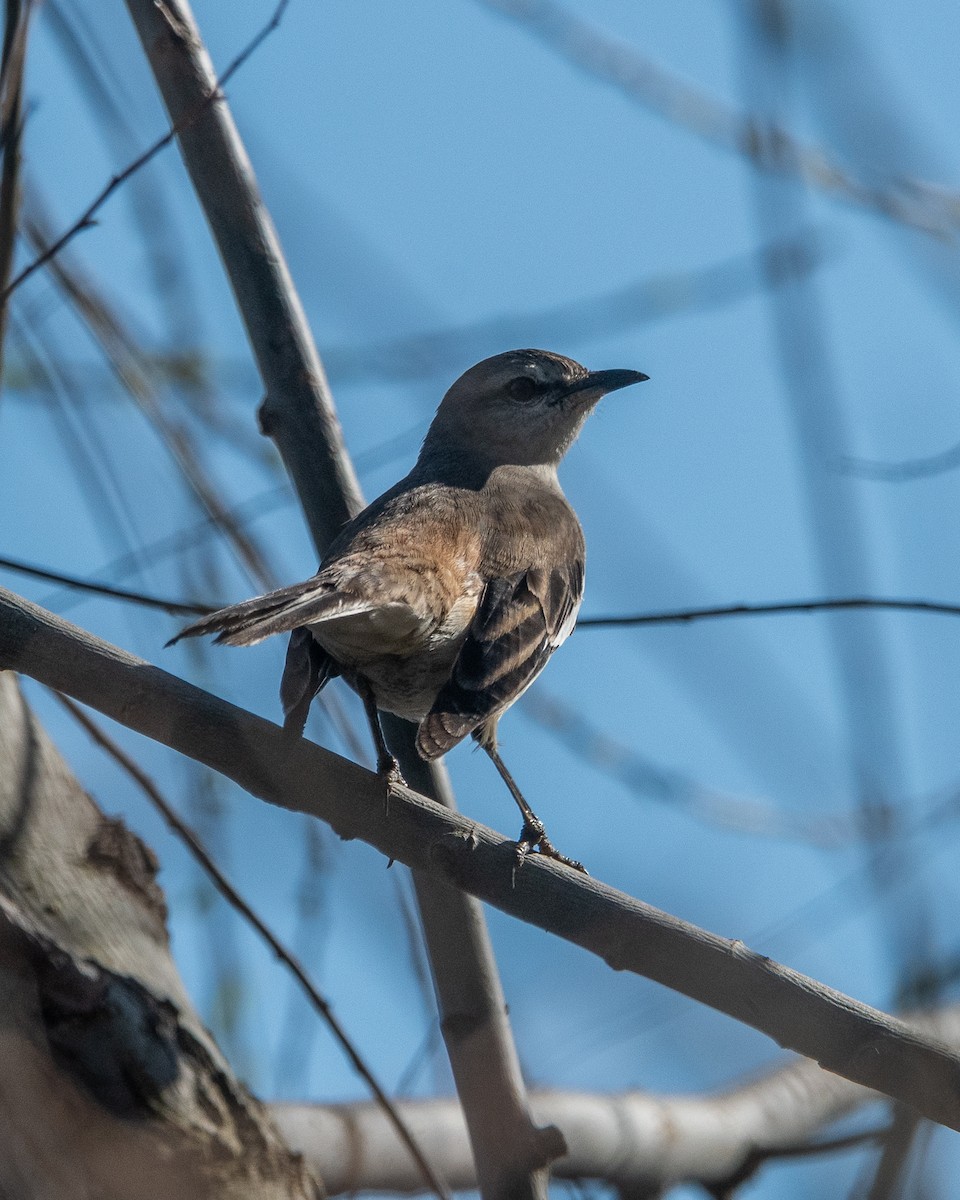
left=508, top=376, right=539, bottom=403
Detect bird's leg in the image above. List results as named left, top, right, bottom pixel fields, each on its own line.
left=358, top=681, right=405, bottom=787
left=480, top=742, right=586, bottom=874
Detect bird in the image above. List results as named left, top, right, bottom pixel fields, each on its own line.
left=169, top=349, right=648, bottom=868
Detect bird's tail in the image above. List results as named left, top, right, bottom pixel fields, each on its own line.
left=166, top=578, right=339, bottom=648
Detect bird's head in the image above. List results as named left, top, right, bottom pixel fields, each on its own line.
left=421, top=348, right=648, bottom=471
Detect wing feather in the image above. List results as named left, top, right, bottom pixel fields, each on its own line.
left=416, top=558, right=584, bottom=759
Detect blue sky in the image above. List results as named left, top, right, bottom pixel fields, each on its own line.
left=4, top=1, right=960, bottom=1195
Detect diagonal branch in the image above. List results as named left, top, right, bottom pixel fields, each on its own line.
left=121, top=3, right=550, bottom=1197
left=0, top=0, right=292, bottom=306
left=0, top=553, right=217, bottom=616
left=4, top=586, right=960, bottom=1135
left=23, top=204, right=280, bottom=589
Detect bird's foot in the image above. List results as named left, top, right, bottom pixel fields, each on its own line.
left=514, top=818, right=587, bottom=877
left=377, top=752, right=406, bottom=790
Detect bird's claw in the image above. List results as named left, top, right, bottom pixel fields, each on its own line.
left=376, top=752, right=405, bottom=782
left=377, top=754, right=406, bottom=814
left=513, top=819, right=587, bottom=879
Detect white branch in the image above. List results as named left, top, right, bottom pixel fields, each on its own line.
left=276, top=1000, right=960, bottom=1194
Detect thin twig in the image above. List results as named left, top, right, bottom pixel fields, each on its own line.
left=0, top=554, right=214, bottom=616
left=755, top=1124, right=889, bottom=1163
left=577, top=597, right=960, bottom=628
left=521, top=690, right=859, bottom=846
left=24, top=199, right=280, bottom=590
left=8, top=558, right=960, bottom=636
left=712, top=1124, right=891, bottom=1198
left=840, top=441, right=960, bottom=483
left=1, top=0, right=291, bottom=304
left=53, top=690, right=451, bottom=1200
left=5, top=233, right=830, bottom=397
left=321, top=233, right=829, bottom=385
left=0, top=0, right=30, bottom=359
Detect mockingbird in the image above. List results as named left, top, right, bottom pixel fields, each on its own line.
left=171, top=348, right=647, bottom=868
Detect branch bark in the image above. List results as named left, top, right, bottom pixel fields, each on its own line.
left=272, top=1001, right=960, bottom=1195
left=4, top=588, right=960, bottom=1137
left=122, top=3, right=550, bottom=1196
left=0, top=670, right=319, bottom=1199
left=124, top=0, right=360, bottom=552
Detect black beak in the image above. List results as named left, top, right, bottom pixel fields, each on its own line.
left=563, top=368, right=649, bottom=400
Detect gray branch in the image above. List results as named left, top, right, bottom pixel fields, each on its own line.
left=122, top=3, right=549, bottom=1196
left=123, top=0, right=361, bottom=553
left=4, top=587, right=960, bottom=1137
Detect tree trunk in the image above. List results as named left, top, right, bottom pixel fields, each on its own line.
left=0, top=671, right=320, bottom=1199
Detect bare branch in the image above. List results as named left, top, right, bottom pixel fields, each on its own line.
left=270, top=1064, right=902, bottom=1198
left=4, top=586, right=960, bottom=1134
left=578, top=596, right=960, bottom=628
left=477, top=0, right=959, bottom=235
left=23, top=201, right=280, bottom=590
left=5, top=233, right=830, bottom=397
left=55, top=693, right=450, bottom=1200
left=10, top=552, right=960, bottom=640
left=321, top=233, right=830, bottom=385
left=1, top=0, right=292, bottom=305
left=122, top=2, right=552, bottom=1195
left=0, top=0, right=31, bottom=361
left=124, top=0, right=362, bottom=553
left=0, top=553, right=215, bottom=615
left=841, top=440, right=960, bottom=483
left=860, top=1108, right=926, bottom=1200
left=522, top=691, right=860, bottom=846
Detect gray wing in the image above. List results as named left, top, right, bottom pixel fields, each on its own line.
left=279, top=626, right=339, bottom=735
left=416, top=559, right=584, bottom=759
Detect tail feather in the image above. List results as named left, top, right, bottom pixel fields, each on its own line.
left=416, top=711, right=477, bottom=759
left=167, top=579, right=381, bottom=648
left=166, top=579, right=324, bottom=647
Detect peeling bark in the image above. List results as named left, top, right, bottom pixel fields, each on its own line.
left=0, top=671, right=322, bottom=1199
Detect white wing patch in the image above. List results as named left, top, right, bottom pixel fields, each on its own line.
left=550, top=591, right=582, bottom=650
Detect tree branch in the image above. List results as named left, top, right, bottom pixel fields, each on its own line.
left=0, top=0, right=293, bottom=306
left=477, top=0, right=959, bottom=236
left=122, top=3, right=549, bottom=1196
left=4, top=586, right=960, bottom=1135
left=0, top=553, right=216, bottom=616
left=0, top=0, right=30, bottom=363
left=578, top=596, right=960, bottom=628
left=123, top=0, right=361, bottom=554
left=7, top=549, right=960, bottom=637
left=274, top=1015, right=960, bottom=1200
